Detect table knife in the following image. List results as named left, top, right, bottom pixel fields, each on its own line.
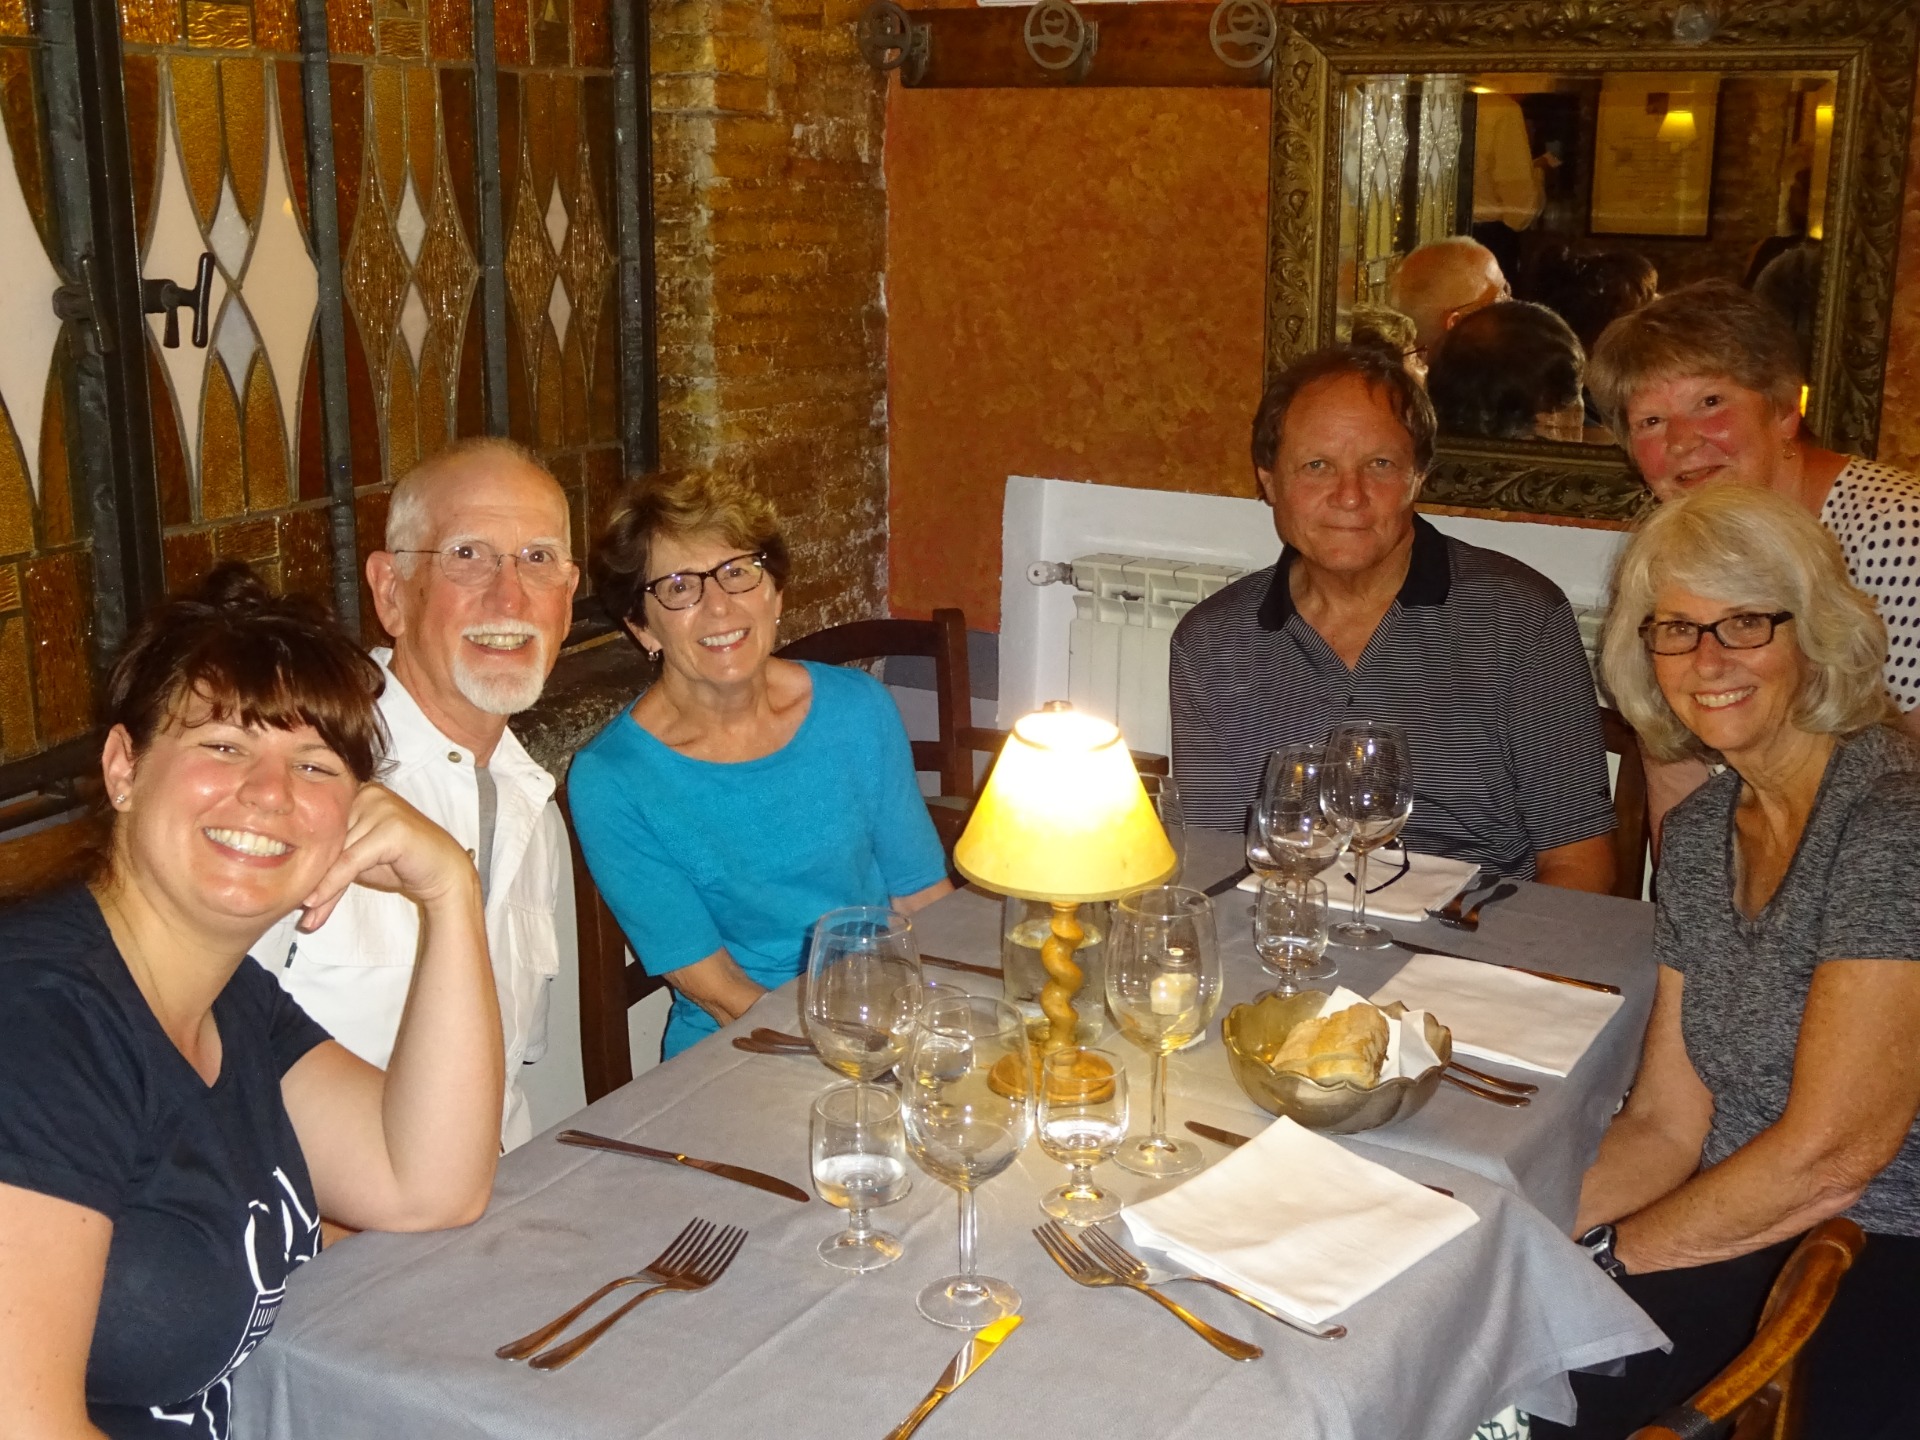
left=1183, top=1122, right=1454, bottom=1197
left=1203, top=864, right=1252, bottom=897
left=921, top=952, right=1004, bottom=979
left=1387, top=934, right=1623, bottom=996
left=884, top=1315, right=1021, bottom=1440
left=555, top=1130, right=810, bottom=1203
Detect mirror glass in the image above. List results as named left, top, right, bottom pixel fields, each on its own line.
left=1335, top=70, right=1839, bottom=448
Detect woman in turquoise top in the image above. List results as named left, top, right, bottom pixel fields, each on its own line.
left=571, top=473, right=952, bottom=1058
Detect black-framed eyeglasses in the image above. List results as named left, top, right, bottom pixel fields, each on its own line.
left=1639, top=611, right=1794, bottom=656
left=393, top=540, right=575, bottom=590
left=641, top=552, right=768, bottom=611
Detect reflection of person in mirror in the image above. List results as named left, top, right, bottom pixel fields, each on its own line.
left=1469, top=91, right=1544, bottom=282
left=1426, top=300, right=1590, bottom=443
left=1386, top=237, right=1511, bottom=364
left=1589, top=280, right=1920, bottom=842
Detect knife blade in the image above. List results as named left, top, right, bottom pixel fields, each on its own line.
left=555, top=1129, right=810, bottom=1203
left=921, top=952, right=1004, bottom=980
left=884, top=1315, right=1022, bottom=1440
left=1183, top=1122, right=1454, bottom=1196
left=1386, top=936, right=1624, bottom=996
left=1203, top=864, right=1253, bottom=897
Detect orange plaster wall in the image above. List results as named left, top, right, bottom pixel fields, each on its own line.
left=888, top=51, right=1920, bottom=631
left=885, top=83, right=1271, bottom=626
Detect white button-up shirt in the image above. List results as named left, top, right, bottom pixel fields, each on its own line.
left=255, top=651, right=563, bottom=1150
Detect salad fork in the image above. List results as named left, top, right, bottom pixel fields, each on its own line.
left=527, top=1224, right=748, bottom=1371
left=496, top=1218, right=714, bottom=1361
left=1077, top=1224, right=1345, bottom=1340
left=1031, top=1221, right=1262, bottom=1360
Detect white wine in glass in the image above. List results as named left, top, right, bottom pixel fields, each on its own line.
left=811, top=1082, right=911, bottom=1271
left=804, top=906, right=923, bottom=1080
left=1037, top=1046, right=1128, bottom=1226
left=1105, top=886, right=1222, bottom=1180
left=1322, top=722, right=1414, bottom=950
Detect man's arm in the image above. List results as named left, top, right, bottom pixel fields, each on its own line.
left=1534, top=833, right=1617, bottom=894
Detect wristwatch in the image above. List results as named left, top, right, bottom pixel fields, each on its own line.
left=1577, top=1222, right=1627, bottom=1280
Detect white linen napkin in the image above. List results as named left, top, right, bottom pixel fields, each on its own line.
left=1122, top=1115, right=1478, bottom=1324
left=1368, top=952, right=1625, bottom=1078
left=1238, top=848, right=1480, bottom=923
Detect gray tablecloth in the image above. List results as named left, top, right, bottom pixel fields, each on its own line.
left=237, top=839, right=1665, bottom=1440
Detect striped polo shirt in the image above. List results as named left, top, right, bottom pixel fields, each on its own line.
left=1168, top=515, right=1614, bottom=879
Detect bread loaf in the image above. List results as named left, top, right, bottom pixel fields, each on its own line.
left=1263, top=1003, right=1389, bottom=1088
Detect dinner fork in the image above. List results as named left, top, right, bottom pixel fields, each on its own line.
left=495, top=1218, right=716, bottom=1361
left=526, top=1224, right=748, bottom=1371
left=1441, top=1070, right=1530, bottom=1107
left=1031, top=1221, right=1262, bottom=1360
left=1077, top=1225, right=1346, bottom=1340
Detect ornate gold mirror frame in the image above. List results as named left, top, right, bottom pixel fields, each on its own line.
left=1265, top=1, right=1920, bottom=524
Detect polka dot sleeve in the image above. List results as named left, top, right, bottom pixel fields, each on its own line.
left=1821, top=458, right=1920, bottom=711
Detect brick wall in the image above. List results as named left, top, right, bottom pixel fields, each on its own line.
left=648, top=0, right=889, bottom=637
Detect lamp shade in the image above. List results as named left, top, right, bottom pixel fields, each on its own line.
left=953, top=706, right=1177, bottom=903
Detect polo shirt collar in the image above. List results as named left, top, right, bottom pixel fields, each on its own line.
left=1257, top=513, right=1452, bottom=632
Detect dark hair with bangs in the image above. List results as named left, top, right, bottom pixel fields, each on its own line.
left=1251, top=344, right=1436, bottom=478
left=106, top=563, right=386, bottom=782
left=592, top=470, right=791, bottom=637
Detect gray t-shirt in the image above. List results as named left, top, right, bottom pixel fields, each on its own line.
left=1654, top=724, right=1920, bottom=1236
left=475, top=763, right=498, bottom=907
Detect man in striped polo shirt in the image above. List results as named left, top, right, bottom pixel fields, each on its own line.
left=1170, top=346, right=1617, bottom=890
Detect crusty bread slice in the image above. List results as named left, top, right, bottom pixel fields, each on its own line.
left=1265, top=1002, right=1390, bottom=1088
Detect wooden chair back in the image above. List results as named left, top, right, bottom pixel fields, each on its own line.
left=1601, top=706, right=1651, bottom=900
left=0, top=786, right=108, bottom=905
left=1628, top=1218, right=1866, bottom=1440
left=559, top=785, right=670, bottom=1104
left=775, top=607, right=974, bottom=799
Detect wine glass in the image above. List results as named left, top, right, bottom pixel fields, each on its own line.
left=1037, top=1045, right=1129, bottom=1225
left=1322, top=722, right=1415, bottom=950
left=1259, top=743, right=1351, bottom=880
left=1253, top=876, right=1329, bottom=997
left=804, top=906, right=923, bottom=1080
left=1151, top=773, right=1186, bottom=885
left=900, top=993, right=1034, bottom=1329
left=810, top=1082, right=911, bottom=1271
left=1105, top=886, right=1223, bottom=1179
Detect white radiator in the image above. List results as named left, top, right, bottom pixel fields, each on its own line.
left=1064, top=553, right=1245, bottom=757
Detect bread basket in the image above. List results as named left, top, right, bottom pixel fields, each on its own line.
left=1222, top=992, right=1451, bottom=1134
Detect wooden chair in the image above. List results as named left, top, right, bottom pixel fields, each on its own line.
left=1601, top=706, right=1651, bottom=901
left=0, top=785, right=107, bottom=905
left=1629, top=1218, right=1866, bottom=1440
left=560, top=785, right=670, bottom=1104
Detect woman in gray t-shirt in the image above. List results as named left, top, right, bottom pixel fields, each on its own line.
left=1533, top=487, right=1920, bottom=1440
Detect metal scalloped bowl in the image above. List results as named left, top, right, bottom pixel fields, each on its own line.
left=1222, top=993, right=1453, bottom=1135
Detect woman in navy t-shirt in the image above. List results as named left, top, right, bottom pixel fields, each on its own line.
left=0, top=565, right=504, bottom=1439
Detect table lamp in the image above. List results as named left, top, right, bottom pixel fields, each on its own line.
left=953, top=702, right=1177, bottom=1054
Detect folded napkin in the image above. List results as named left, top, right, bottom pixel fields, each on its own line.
left=1368, top=952, right=1625, bottom=1078
left=1122, top=1115, right=1477, bottom=1324
left=1239, top=848, right=1480, bottom=923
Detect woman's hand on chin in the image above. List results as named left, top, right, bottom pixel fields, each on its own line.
left=296, top=784, right=479, bottom=931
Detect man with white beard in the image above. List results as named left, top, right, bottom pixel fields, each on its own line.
left=257, top=439, right=579, bottom=1150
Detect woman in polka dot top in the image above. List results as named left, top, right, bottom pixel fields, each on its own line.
left=1586, top=279, right=1920, bottom=833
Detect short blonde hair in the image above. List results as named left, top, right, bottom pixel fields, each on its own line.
left=1586, top=280, right=1803, bottom=444
left=591, top=470, right=790, bottom=626
left=1600, top=486, right=1892, bottom=763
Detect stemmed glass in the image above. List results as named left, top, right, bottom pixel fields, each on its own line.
left=804, top=906, right=924, bottom=1080
left=1253, top=876, right=1329, bottom=997
left=1151, top=773, right=1186, bottom=885
left=900, top=993, right=1034, bottom=1329
left=1106, top=886, right=1223, bottom=1179
left=810, top=1082, right=911, bottom=1271
left=1037, top=1046, right=1129, bottom=1225
left=1322, top=722, right=1415, bottom=950
left=1258, top=744, right=1348, bottom=979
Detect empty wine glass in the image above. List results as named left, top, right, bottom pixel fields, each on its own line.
left=811, top=1082, right=911, bottom=1271
left=1151, top=773, right=1186, bottom=885
left=1105, top=886, right=1223, bottom=1179
left=900, top=993, right=1034, bottom=1329
left=1037, top=1045, right=1129, bottom=1225
left=1322, top=722, right=1414, bottom=950
left=1259, top=743, right=1351, bottom=881
left=1253, top=876, right=1330, bottom=997
left=804, top=906, right=923, bottom=1080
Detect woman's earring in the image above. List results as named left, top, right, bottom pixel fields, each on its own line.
left=114, top=792, right=128, bottom=806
